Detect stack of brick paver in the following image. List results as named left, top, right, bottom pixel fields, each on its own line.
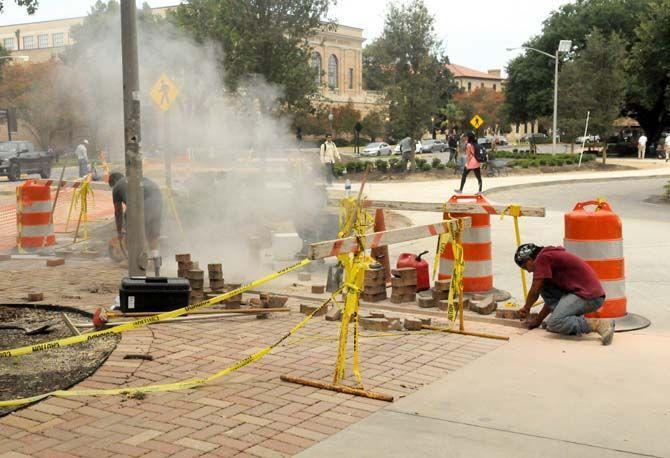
left=208, top=263, right=224, bottom=292
left=223, top=282, right=243, bottom=309
left=187, top=269, right=205, bottom=303
left=175, top=253, right=194, bottom=278
left=390, top=267, right=417, bottom=303
left=433, top=279, right=451, bottom=310
left=361, top=265, right=387, bottom=302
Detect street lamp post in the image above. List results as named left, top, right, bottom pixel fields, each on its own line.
left=506, top=40, right=571, bottom=154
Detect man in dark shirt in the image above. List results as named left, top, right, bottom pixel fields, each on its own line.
left=108, top=172, right=163, bottom=272
left=514, top=243, right=614, bottom=345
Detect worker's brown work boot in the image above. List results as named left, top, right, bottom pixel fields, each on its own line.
left=585, top=318, right=615, bottom=345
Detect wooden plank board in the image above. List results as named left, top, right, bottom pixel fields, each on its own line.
left=326, top=198, right=545, bottom=217
left=308, top=217, right=471, bottom=260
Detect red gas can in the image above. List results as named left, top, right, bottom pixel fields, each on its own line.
left=397, top=251, right=430, bottom=292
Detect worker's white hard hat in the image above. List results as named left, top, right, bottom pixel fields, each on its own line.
left=84, top=139, right=89, bottom=144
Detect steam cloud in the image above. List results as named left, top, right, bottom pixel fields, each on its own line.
left=65, top=10, right=330, bottom=280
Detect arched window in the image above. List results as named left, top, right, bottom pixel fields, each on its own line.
left=328, top=54, right=338, bottom=89
left=311, top=52, right=322, bottom=85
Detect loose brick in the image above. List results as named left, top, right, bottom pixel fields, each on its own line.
left=434, top=279, right=451, bottom=291
left=362, top=285, right=386, bottom=295
left=268, top=295, right=288, bottom=308
left=419, top=317, right=432, bottom=326
left=496, top=307, right=522, bottom=319
left=325, top=306, right=342, bottom=321
left=403, top=317, right=423, bottom=331
left=368, top=311, right=386, bottom=318
left=189, top=279, right=204, bottom=289
left=360, top=292, right=386, bottom=302
left=390, top=293, right=415, bottom=303
left=207, top=263, right=222, bottom=272
left=209, top=279, right=224, bottom=290
left=391, top=277, right=416, bottom=288
left=46, top=258, right=65, bottom=267
left=300, top=303, right=327, bottom=316
left=432, top=288, right=450, bottom=301
left=359, top=317, right=389, bottom=331
left=417, top=296, right=434, bottom=308
left=387, top=317, right=403, bottom=331
left=208, top=271, right=224, bottom=280
left=391, top=267, right=417, bottom=281
left=469, top=295, right=496, bottom=315
left=175, top=254, right=191, bottom=262
left=187, top=270, right=204, bottom=280
left=311, top=285, right=325, bottom=294
left=27, top=292, right=44, bottom=302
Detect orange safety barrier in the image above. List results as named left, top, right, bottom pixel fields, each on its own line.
left=564, top=200, right=626, bottom=318
left=0, top=180, right=116, bottom=254
left=439, top=194, right=493, bottom=292
left=16, top=180, right=55, bottom=251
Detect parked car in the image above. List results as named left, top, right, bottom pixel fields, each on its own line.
left=575, top=135, right=601, bottom=144
left=0, top=141, right=53, bottom=181
left=521, top=132, right=549, bottom=142
left=417, top=139, right=447, bottom=153
left=360, top=142, right=392, bottom=157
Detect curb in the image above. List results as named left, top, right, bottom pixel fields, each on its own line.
left=484, top=173, right=670, bottom=196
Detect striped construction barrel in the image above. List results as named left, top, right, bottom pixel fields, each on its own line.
left=16, top=180, right=55, bottom=251
left=439, top=194, right=493, bottom=292
left=564, top=200, right=625, bottom=318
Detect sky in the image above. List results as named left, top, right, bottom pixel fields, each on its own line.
left=0, top=0, right=573, bottom=74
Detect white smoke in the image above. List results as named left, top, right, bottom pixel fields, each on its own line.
left=64, top=9, right=330, bottom=280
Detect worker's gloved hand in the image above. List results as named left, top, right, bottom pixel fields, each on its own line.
left=526, top=314, right=543, bottom=330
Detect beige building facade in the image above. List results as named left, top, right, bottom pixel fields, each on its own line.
left=446, top=63, right=504, bottom=93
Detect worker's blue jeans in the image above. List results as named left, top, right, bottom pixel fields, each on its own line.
left=541, top=283, right=605, bottom=335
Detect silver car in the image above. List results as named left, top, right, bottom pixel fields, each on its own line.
left=361, top=142, right=392, bottom=157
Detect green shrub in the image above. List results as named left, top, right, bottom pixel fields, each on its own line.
left=512, top=148, right=518, bottom=153
left=521, top=161, right=530, bottom=168
left=431, top=157, right=442, bottom=168
left=388, top=157, right=402, bottom=171
left=436, top=163, right=447, bottom=170
left=345, top=161, right=360, bottom=173
left=664, top=181, right=670, bottom=200
left=374, top=158, right=389, bottom=172
left=539, top=159, right=547, bottom=166
left=332, top=163, right=346, bottom=177
left=415, top=158, right=427, bottom=168
left=334, top=138, right=349, bottom=147
left=419, top=161, right=432, bottom=172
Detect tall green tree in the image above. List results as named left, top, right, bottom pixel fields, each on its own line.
left=365, top=0, right=454, bottom=142
left=627, top=0, right=670, bottom=141
left=558, top=31, right=627, bottom=140
left=172, top=0, right=333, bottom=110
left=503, top=0, right=658, bottom=135
left=0, top=0, right=37, bottom=14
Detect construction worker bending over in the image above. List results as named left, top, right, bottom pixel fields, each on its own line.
left=108, top=172, right=163, bottom=274
left=514, top=243, right=614, bottom=345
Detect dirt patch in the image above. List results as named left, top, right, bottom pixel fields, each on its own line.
left=644, top=195, right=670, bottom=205
left=384, top=210, right=413, bottom=230
left=0, top=304, right=119, bottom=416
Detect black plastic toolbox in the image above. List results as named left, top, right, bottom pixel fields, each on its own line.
left=119, top=277, right=191, bottom=313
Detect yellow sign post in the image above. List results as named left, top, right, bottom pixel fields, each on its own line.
left=150, top=74, right=179, bottom=111
left=470, top=114, right=484, bottom=129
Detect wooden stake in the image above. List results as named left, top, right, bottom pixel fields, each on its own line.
left=280, top=375, right=393, bottom=402
left=60, top=312, right=81, bottom=336
left=107, top=307, right=289, bottom=318
left=422, top=324, right=509, bottom=341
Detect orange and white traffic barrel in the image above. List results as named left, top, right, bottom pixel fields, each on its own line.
left=564, top=200, right=649, bottom=331
left=16, top=180, right=55, bottom=251
left=439, top=194, right=495, bottom=293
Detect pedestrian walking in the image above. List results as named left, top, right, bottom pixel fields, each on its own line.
left=447, top=129, right=458, bottom=164
left=637, top=133, right=647, bottom=159
left=320, top=134, right=341, bottom=185
left=75, top=140, right=89, bottom=177
left=399, top=135, right=414, bottom=173
left=454, top=132, right=483, bottom=194
left=664, top=134, right=670, bottom=162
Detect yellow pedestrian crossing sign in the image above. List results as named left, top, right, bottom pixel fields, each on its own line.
left=470, top=114, right=484, bottom=129
left=150, top=74, right=179, bottom=111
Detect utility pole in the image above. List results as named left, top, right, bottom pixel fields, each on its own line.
left=120, top=0, right=146, bottom=276
left=552, top=49, right=559, bottom=154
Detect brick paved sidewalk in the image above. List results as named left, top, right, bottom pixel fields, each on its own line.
left=0, top=260, right=520, bottom=457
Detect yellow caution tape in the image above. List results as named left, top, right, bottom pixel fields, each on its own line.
left=0, top=258, right=312, bottom=358
left=433, top=232, right=452, bottom=280
left=444, top=220, right=464, bottom=326
left=501, top=204, right=528, bottom=299
left=0, top=282, right=337, bottom=408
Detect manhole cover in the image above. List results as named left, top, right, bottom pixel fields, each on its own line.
left=0, top=304, right=119, bottom=416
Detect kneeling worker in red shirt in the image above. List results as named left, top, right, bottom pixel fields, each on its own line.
left=514, top=243, right=614, bottom=345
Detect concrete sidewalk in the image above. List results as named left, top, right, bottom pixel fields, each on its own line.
left=303, top=165, right=670, bottom=457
